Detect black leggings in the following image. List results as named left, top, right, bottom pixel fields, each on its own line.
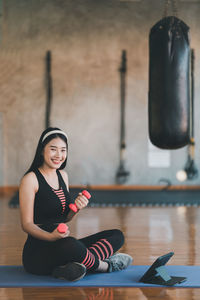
left=22, top=229, right=124, bottom=275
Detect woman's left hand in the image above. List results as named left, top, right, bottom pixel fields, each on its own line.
left=74, top=192, right=89, bottom=210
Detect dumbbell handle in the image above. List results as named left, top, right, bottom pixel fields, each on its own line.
left=57, top=223, right=68, bottom=233
left=69, top=190, right=91, bottom=213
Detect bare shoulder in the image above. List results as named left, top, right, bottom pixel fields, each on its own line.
left=59, top=169, right=69, bottom=181
left=20, top=172, right=38, bottom=192
left=59, top=169, right=69, bottom=189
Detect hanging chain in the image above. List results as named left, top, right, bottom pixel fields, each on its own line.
left=172, top=0, right=179, bottom=17
left=163, top=0, right=179, bottom=18
left=163, top=0, right=170, bottom=18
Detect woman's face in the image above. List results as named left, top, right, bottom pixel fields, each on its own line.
left=42, top=137, right=67, bottom=169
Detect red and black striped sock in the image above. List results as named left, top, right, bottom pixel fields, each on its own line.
left=88, top=239, right=114, bottom=261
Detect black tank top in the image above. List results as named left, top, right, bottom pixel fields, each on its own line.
left=33, top=169, right=71, bottom=225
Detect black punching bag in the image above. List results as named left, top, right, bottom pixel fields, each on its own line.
left=149, top=16, right=190, bottom=149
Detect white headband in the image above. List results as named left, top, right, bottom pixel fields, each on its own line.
left=42, top=130, right=68, bottom=142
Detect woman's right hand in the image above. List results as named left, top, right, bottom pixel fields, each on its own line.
left=50, top=227, right=70, bottom=241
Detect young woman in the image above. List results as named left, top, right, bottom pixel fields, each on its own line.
left=19, top=127, right=133, bottom=281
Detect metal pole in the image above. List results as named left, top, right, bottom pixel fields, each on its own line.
left=45, top=50, right=52, bottom=129
left=116, top=50, right=130, bottom=184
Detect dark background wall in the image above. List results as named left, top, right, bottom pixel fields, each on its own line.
left=0, top=0, right=200, bottom=186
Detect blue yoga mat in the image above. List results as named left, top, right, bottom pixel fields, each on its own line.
left=0, top=265, right=199, bottom=288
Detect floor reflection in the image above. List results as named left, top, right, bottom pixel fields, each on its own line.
left=22, top=287, right=114, bottom=300
left=140, top=288, right=173, bottom=300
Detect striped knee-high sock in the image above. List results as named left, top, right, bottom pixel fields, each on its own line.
left=88, top=239, right=114, bottom=261
left=80, top=249, right=97, bottom=271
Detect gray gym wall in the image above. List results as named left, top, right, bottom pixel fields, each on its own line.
left=0, top=0, right=200, bottom=186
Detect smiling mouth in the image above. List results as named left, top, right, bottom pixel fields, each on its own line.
left=52, top=160, right=62, bottom=164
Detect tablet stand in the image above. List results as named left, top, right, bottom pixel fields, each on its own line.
left=139, top=252, right=187, bottom=286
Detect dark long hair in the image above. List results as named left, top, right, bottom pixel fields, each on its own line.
left=26, top=127, right=68, bottom=174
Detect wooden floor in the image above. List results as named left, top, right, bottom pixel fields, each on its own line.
left=1, top=192, right=200, bottom=299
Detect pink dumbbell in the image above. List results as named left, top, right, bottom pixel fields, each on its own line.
left=57, top=223, right=68, bottom=233
left=69, top=190, right=91, bottom=213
